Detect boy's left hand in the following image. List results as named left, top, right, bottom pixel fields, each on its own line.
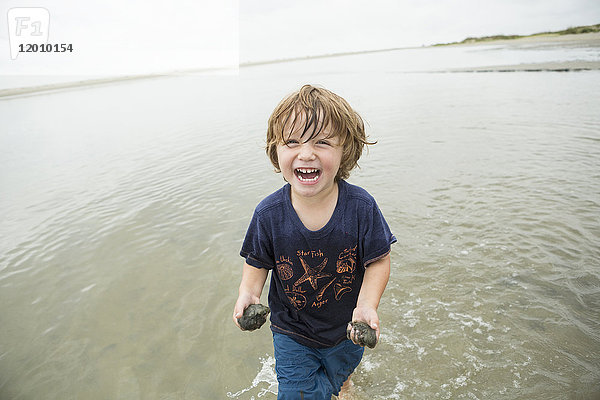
left=348, top=306, right=380, bottom=345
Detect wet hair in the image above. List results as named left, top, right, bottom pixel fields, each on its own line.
left=266, top=84, right=375, bottom=181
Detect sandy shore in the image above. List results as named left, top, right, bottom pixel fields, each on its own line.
left=440, top=32, right=600, bottom=72
left=0, top=74, right=170, bottom=98
left=0, top=67, right=232, bottom=98
left=443, top=31, right=600, bottom=48
left=443, top=60, right=600, bottom=73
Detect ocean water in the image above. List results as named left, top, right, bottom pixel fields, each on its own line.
left=1, top=42, right=599, bottom=399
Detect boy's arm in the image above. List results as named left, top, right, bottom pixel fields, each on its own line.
left=349, top=253, right=391, bottom=342
left=233, top=262, right=269, bottom=329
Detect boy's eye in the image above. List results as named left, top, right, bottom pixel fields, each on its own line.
left=317, top=140, right=330, bottom=146
left=284, top=139, right=299, bottom=146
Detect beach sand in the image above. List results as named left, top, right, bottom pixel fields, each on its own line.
left=443, top=60, right=600, bottom=72
left=0, top=67, right=231, bottom=98
left=442, top=32, right=600, bottom=72
left=447, top=31, right=600, bottom=47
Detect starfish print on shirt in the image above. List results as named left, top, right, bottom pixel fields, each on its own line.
left=293, top=257, right=331, bottom=290
left=316, top=277, right=336, bottom=301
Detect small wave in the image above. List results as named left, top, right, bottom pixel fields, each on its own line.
left=227, top=355, right=278, bottom=398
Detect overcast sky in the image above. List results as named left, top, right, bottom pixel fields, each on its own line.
left=1, top=0, right=599, bottom=76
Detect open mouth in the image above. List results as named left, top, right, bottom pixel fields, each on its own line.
left=294, top=168, right=321, bottom=183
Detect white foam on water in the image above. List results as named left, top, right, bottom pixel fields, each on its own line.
left=448, top=312, right=494, bottom=331
left=227, top=355, right=278, bottom=399
left=387, top=377, right=433, bottom=399
left=358, top=354, right=380, bottom=372
left=402, top=309, right=419, bottom=328
left=384, top=381, right=408, bottom=399
left=42, top=325, right=57, bottom=335
left=81, top=283, right=96, bottom=293
left=384, top=332, right=427, bottom=360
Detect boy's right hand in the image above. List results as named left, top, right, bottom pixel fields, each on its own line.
left=232, top=292, right=260, bottom=330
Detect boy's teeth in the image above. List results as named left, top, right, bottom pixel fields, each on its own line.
left=298, top=175, right=318, bottom=182
left=295, top=168, right=320, bottom=182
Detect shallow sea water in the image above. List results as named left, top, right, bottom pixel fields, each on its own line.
left=1, top=43, right=599, bottom=399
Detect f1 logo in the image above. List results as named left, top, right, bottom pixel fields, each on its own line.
left=7, top=8, right=50, bottom=60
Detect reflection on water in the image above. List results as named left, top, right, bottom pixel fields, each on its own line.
left=1, top=44, right=599, bottom=399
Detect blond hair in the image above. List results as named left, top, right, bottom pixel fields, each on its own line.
left=266, top=84, right=375, bottom=181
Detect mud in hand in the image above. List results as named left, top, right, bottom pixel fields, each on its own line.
left=347, top=321, right=377, bottom=348
left=238, top=304, right=270, bottom=331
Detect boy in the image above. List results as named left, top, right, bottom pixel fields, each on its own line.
left=233, top=84, right=396, bottom=399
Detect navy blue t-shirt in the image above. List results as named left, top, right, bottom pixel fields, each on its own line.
left=240, top=180, right=396, bottom=348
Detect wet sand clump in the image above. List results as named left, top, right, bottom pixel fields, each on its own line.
left=347, top=322, right=377, bottom=348
left=238, top=304, right=270, bottom=331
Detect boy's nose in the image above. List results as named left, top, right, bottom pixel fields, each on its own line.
left=298, top=143, right=316, bottom=160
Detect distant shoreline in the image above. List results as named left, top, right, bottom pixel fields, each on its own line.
left=433, top=23, right=600, bottom=46
left=1, top=25, right=599, bottom=98
left=431, top=31, right=600, bottom=73
left=241, top=31, right=600, bottom=68
left=241, top=24, right=600, bottom=67
left=239, top=47, right=411, bottom=67
left=0, top=67, right=233, bottom=99
left=435, top=60, right=600, bottom=73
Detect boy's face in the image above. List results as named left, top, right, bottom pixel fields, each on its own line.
left=276, top=113, right=343, bottom=201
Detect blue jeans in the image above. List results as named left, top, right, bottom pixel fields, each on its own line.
left=273, top=333, right=364, bottom=399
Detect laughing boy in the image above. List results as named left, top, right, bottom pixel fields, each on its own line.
left=233, top=84, right=396, bottom=399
